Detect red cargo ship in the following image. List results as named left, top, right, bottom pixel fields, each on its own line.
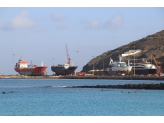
left=15, top=57, right=47, bottom=76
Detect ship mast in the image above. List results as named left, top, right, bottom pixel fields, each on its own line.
left=66, top=44, right=71, bottom=66
left=30, top=60, right=33, bottom=67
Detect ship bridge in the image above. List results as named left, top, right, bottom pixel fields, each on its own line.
left=15, top=58, right=28, bottom=68
left=58, top=64, right=69, bottom=69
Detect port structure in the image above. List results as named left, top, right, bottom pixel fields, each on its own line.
left=66, top=44, right=71, bottom=67
left=152, top=54, right=162, bottom=76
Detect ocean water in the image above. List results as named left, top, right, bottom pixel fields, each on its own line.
left=0, top=79, right=164, bottom=116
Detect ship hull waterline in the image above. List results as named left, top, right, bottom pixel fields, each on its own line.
left=51, top=66, right=77, bottom=75
left=15, top=66, right=47, bottom=76
left=105, top=70, right=131, bottom=75
left=132, top=69, right=157, bottom=75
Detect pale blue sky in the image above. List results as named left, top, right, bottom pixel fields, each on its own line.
left=0, top=6, right=164, bottom=75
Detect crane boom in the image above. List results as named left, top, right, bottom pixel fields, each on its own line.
left=152, top=54, right=162, bottom=75
left=66, top=44, right=69, bottom=60
left=152, top=54, right=158, bottom=67
left=65, top=44, right=71, bottom=66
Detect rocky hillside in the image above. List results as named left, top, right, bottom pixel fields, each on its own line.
left=81, top=30, right=164, bottom=72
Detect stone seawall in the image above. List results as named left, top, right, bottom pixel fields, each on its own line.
left=67, top=83, right=164, bottom=90
left=63, top=75, right=164, bottom=80
left=0, top=75, right=61, bottom=79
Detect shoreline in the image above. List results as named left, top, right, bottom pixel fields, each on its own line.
left=0, top=75, right=61, bottom=79
left=0, top=75, right=164, bottom=80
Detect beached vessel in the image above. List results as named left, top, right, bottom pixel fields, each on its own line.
left=51, top=44, right=77, bottom=75
left=15, top=57, right=47, bottom=76
left=51, top=63, right=77, bottom=75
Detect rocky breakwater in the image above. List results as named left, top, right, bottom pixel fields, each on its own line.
left=68, top=83, right=164, bottom=90
left=63, top=75, right=164, bottom=80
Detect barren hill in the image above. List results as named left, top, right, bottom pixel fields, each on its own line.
left=81, top=30, right=164, bottom=72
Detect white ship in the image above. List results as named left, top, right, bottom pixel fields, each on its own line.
left=129, top=61, right=157, bottom=75
left=105, top=56, right=132, bottom=75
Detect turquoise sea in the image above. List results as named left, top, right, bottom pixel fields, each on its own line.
left=0, top=79, right=164, bottom=116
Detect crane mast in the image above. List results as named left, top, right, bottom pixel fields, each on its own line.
left=66, top=44, right=71, bottom=67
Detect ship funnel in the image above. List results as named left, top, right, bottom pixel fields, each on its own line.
left=41, top=60, right=43, bottom=66
left=110, top=57, right=113, bottom=63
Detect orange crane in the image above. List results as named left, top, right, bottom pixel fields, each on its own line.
left=152, top=54, right=162, bottom=76
left=66, top=44, right=71, bottom=67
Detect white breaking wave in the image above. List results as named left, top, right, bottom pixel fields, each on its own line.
left=52, top=86, right=70, bottom=88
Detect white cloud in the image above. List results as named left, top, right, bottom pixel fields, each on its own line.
left=10, top=10, right=35, bottom=28
left=84, top=19, right=100, bottom=29
left=104, top=13, right=123, bottom=31
left=51, top=12, right=67, bottom=21
left=1, top=10, right=35, bottom=30
left=82, top=14, right=123, bottom=31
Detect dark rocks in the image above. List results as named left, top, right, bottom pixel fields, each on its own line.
left=67, top=83, right=164, bottom=90
left=62, top=75, right=164, bottom=80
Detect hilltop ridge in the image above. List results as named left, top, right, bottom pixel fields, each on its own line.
left=81, top=30, right=164, bottom=72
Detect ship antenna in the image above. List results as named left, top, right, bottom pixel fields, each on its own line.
left=64, top=59, right=66, bottom=64
left=21, top=56, right=23, bottom=61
